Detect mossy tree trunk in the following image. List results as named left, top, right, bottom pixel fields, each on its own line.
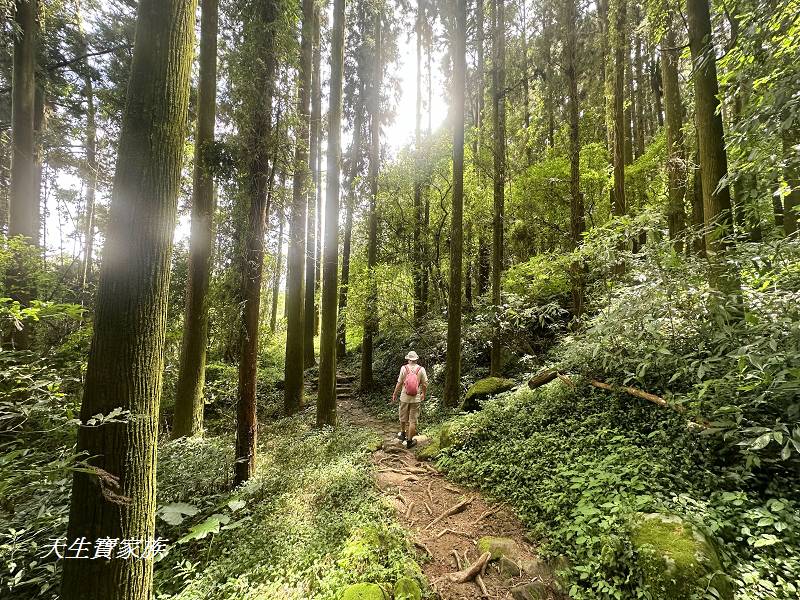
left=360, top=10, right=382, bottom=392
left=60, top=1, right=196, bottom=598
left=489, top=0, right=505, bottom=377
left=235, top=0, right=280, bottom=485
left=173, top=0, right=219, bottom=439
left=318, top=0, right=346, bottom=427
left=444, top=0, right=466, bottom=406
left=284, top=0, right=314, bottom=414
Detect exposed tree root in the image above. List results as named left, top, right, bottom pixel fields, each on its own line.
left=447, top=551, right=491, bottom=583
left=425, top=497, right=474, bottom=530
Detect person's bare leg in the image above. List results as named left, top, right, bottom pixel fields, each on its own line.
left=400, top=420, right=407, bottom=437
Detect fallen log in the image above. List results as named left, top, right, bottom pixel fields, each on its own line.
left=447, top=551, right=491, bottom=583
left=528, top=369, right=559, bottom=389
left=588, top=379, right=684, bottom=412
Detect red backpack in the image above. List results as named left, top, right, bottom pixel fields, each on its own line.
left=403, top=365, right=421, bottom=395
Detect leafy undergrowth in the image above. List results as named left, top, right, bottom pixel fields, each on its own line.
left=435, top=381, right=799, bottom=599
left=153, top=410, right=425, bottom=600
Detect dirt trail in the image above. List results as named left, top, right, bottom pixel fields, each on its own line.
left=331, top=374, right=560, bottom=600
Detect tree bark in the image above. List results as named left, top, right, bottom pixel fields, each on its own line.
left=413, top=0, right=424, bottom=326
left=173, top=0, right=219, bottom=439
left=564, top=0, right=584, bottom=316
left=782, top=128, right=799, bottom=236
left=687, top=0, right=738, bottom=292
left=444, top=0, right=467, bottom=406
left=360, top=10, right=382, bottom=392
left=60, top=1, right=196, bottom=598
left=81, top=67, right=98, bottom=297
left=611, top=0, right=626, bottom=217
left=489, top=0, right=505, bottom=377
left=284, top=0, right=315, bottom=414
left=270, top=195, right=285, bottom=334
left=661, top=9, right=686, bottom=247
left=235, top=0, right=279, bottom=485
left=633, top=12, right=645, bottom=158
left=9, top=0, right=38, bottom=244
left=303, top=5, right=322, bottom=368
left=317, top=0, right=346, bottom=427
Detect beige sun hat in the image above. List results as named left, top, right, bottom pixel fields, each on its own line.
left=405, top=350, right=419, bottom=361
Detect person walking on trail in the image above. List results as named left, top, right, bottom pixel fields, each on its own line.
left=392, top=350, right=428, bottom=448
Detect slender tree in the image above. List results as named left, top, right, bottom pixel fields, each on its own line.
left=489, top=0, right=505, bottom=376
left=443, top=0, right=467, bottom=405
left=360, top=9, right=382, bottom=392
left=337, top=92, right=364, bottom=358
left=60, top=1, right=196, bottom=597
left=303, top=5, right=322, bottom=368
left=661, top=5, right=686, bottom=245
left=687, top=0, right=738, bottom=291
left=235, top=0, right=280, bottom=485
left=563, top=0, right=584, bottom=315
left=318, top=0, right=346, bottom=426
left=413, top=0, right=425, bottom=325
left=284, top=0, right=315, bottom=413
left=173, top=0, right=219, bottom=438
left=611, top=0, right=627, bottom=218
left=81, top=63, right=98, bottom=296
left=270, top=199, right=285, bottom=333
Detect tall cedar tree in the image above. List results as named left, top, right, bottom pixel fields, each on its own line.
left=7, top=0, right=38, bottom=350
left=563, top=0, right=584, bottom=315
left=412, top=0, right=424, bottom=325
left=304, top=6, right=322, bottom=368
left=60, top=1, right=196, bottom=597
left=686, top=0, right=739, bottom=292
left=611, top=0, right=626, bottom=217
left=270, top=184, right=286, bottom=333
left=489, top=0, right=505, bottom=376
left=173, top=0, right=219, bottom=438
left=661, top=3, right=686, bottom=245
left=235, top=0, right=280, bottom=485
left=285, top=0, right=315, bottom=413
left=360, top=10, right=382, bottom=392
left=337, top=90, right=364, bottom=358
left=81, top=60, right=98, bottom=295
left=443, top=0, right=467, bottom=405
left=318, top=0, right=347, bottom=426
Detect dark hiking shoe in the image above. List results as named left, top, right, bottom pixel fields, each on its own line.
left=404, top=438, right=417, bottom=449
left=396, top=431, right=406, bottom=441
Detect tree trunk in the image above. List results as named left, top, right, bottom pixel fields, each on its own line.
left=284, top=0, right=314, bottom=414
left=564, top=0, right=584, bottom=316
left=317, top=0, right=346, bottom=427
left=173, top=0, right=218, bottom=439
left=81, top=68, right=98, bottom=297
left=413, top=0, right=424, bottom=326
left=691, top=134, right=706, bottom=255
left=9, top=0, right=38, bottom=244
left=687, top=0, right=738, bottom=291
left=633, top=18, right=645, bottom=158
left=270, top=195, right=285, bottom=334
left=360, top=10, right=382, bottom=392
left=60, top=1, right=196, bottom=598
left=336, top=98, right=363, bottom=359
left=444, top=0, right=467, bottom=406
left=303, top=4, right=322, bottom=368
left=782, top=127, right=798, bottom=236
left=489, top=0, right=505, bottom=377
left=521, top=0, right=531, bottom=165
left=235, top=0, right=279, bottom=485
left=661, top=10, right=686, bottom=246
left=611, top=0, right=626, bottom=217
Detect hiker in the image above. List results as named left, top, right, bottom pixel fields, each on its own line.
left=392, top=350, right=428, bottom=448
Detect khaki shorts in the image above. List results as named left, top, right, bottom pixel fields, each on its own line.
left=399, top=401, right=420, bottom=425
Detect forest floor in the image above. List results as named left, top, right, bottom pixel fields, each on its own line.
left=332, top=375, right=558, bottom=600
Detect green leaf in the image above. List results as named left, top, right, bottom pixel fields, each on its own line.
left=158, top=502, right=199, bottom=526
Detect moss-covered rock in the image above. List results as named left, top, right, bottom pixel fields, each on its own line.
left=416, top=423, right=454, bottom=461
left=462, top=377, right=516, bottom=411
left=393, top=577, right=421, bottom=600
left=341, top=582, right=386, bottom=600
left=477, top=536, right=520, bottom=561
left=631, top=513, right=733, bottom=600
